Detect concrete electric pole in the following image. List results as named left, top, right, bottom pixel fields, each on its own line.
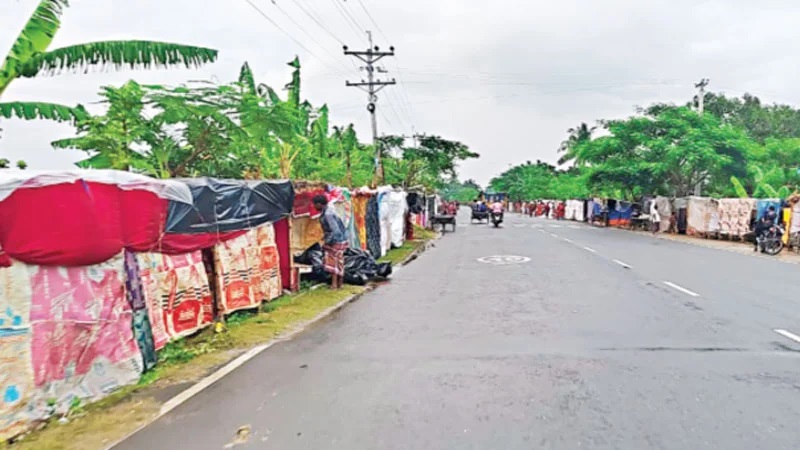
left=693, top=78, right=710, bottom=196
left=695, top=78, right=710, bottom=114
left=344, top=31, right=396, bottom=184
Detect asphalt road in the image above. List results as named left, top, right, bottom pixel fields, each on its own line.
left=115, top=210, right=800, bottom=450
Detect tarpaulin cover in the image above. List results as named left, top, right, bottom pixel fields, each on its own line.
left=0, top=255, right=143, bottom=440
left=0, top=171, right=262, bottom=266
left=166, top=178, right=293, bottom=234
left=136, top=251, right=214, bottom=350
left=687, top=197, right=718, bottom=235
left=608, top=201, right=633, bottom=227
left=718, top=198, right=756, bottom=237
left=0, top=181, right=164, bottom=267
left=353, top=195, right=369, bottom=250
left=213, top=223, right=282, bottom=314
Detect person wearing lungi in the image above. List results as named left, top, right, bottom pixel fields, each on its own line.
left=313, top=194, right=349, bottom=289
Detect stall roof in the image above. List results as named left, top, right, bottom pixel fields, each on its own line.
left=166, top=178, right=294, bottom=234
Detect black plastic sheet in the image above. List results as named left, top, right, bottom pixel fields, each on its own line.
left=294, top=244, right=392, bottom=285
left=166, top=178, right=294, bottom=233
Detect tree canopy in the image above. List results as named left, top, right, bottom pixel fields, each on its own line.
left=492, top=92, right=800, bottom=200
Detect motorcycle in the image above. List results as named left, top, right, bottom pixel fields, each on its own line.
left=490, top=211, right=503, bottom=228
left=756, top=224, right=785, bottom=255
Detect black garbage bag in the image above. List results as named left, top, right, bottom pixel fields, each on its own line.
left=376, top=262, right=392, bottom=278
left=344, top=247, right=392, bottom=284
left=294, top=243, right=330, bottom=282
left=295, top=244, right=392, bottom=285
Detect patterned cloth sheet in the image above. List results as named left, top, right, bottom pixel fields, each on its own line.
left=1, top=255, right=142, bottom=441
left=214, top=223, right=283, bottom=314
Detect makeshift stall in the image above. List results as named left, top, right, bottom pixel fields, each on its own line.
left=717, top=198, right=756, bottom=238
left=686, top=197, right=719, bottom=236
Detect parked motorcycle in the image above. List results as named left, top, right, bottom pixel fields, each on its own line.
left=490, top=211, right=503, bottom=228
left=757, top=224, right=785, bottom=255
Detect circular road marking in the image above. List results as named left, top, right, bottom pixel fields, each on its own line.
left=476, top=255, right=531, bottom=265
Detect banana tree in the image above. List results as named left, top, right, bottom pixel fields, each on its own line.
left=0, top=0, right=217, bottom=123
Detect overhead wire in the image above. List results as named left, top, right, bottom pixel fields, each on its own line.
left=290, top=0, right=346, bottom=45
left=244, top=0, right=351, bottom=78
left=342, top=0, right=417, bottom=135
left=330, top=0, right=367, bottom=43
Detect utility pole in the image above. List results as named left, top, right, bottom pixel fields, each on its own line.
left=693, top=78, right=710, bottom=196
left=344, top=31, right=396, bottom=184
left=695, top=78, right=709, bottom=114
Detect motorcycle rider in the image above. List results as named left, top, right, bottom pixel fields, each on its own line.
left=491, top=199, right=504, bottom=222
left=754, top=206, right=778, bottom=252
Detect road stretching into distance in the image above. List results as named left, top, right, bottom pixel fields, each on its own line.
left=115, top=209, right=800, bottom=449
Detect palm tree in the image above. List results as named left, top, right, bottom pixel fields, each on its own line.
left=557, top=122, right=596, bottom=166
left=0, top=0, right=218, bottom=123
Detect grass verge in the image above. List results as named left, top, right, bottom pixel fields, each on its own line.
left=379, top=226, right=436, bottom=265
left=5, top=236, right=432, bottom=450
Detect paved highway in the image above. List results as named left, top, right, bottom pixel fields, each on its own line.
left=115, top=211, right=800, bottom=449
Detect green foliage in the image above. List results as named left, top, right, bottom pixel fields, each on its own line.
left=498, top=96, right=800, bottom=201
left=0, top=1, right=217, bottom=96
left=440, top=179, right=481, bottom=202
left=52, top=59, right=471, bottom=188
left=0, top=101, right=88, bottom=122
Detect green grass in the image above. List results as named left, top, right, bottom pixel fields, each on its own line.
left=5, top=235, right=436, bottom=450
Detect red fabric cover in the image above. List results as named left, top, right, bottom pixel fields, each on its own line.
left=0, top=181, right=250, bottom=267
left=273, top=218, right=293, bottom=290
left=293, top=188, right=327, bottom=218
left=0, top=181, right=124, bottom=267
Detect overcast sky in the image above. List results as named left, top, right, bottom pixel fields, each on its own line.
left=2, top=0, right=800, bottom=186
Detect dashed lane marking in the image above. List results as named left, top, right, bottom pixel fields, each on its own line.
left=583, top=246, right=597, bottom=253
left=663, top=281, right=700, bottom=297
left=774, top=329, right=800, bottom=345
left=612, top=259, right=632, bottom=269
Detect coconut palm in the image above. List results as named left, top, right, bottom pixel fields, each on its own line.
left=557, top=122, right=596, bottom=166
left=0, top=0, right=218, bottom=123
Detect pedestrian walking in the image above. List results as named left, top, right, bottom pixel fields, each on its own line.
left=313, top=194, right=349, bottom=289
left=650, top=202, right=661, bottom=235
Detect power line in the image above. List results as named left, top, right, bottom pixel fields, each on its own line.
left=290, top=0, right=345, bottom=44
left=354, top=0, right=390, bottom=44
left=245, top=0, right=350, bottom=77
left=330, top=0, right=366, bottom=42
left=344, top=0, right=417, bottom=131
left=267, top=0, right=354, bottom=77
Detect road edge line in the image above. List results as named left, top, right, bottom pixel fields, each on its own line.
left=774, top=329, right=800, bottom=344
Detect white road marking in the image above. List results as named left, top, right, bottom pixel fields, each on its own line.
left=550, top=233, right=559, bottom=238
left=562, top=238, right=574, bottom=243
left=612, top=259, right=632, bottom=269
left=583, top=246, right=597, bottom=253
left=549, top=224, right=562, bottom=228
left=569, top=225, right=580, bottom=229
left=774, top=329, right=800, bottom=345
left=663, top=281, right=700, bottom=297
left=537, top=229, right=545, bottom=233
